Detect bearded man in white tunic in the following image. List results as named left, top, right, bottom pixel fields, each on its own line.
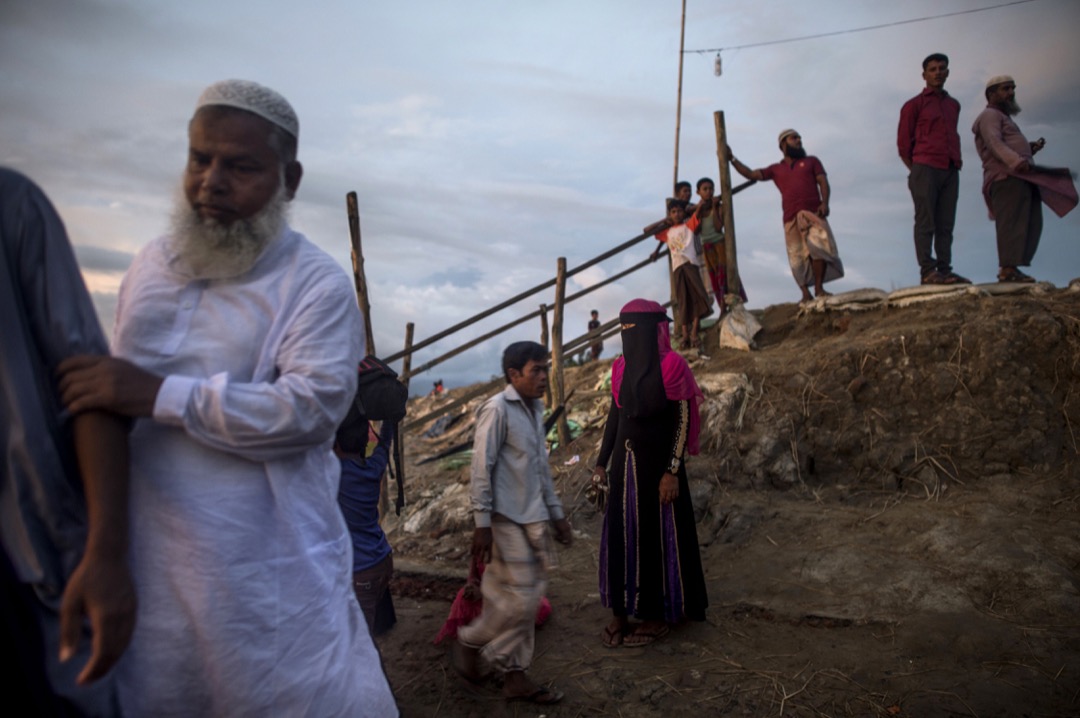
left=58, top=80, right=398, bottom=717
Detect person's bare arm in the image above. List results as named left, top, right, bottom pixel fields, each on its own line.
left=643, top=218, right=671, bottom=237
left=57, top=355, right=162, bottom=418
left=816, top=174, right=831, bottom=218
left=59, top=410, right=136, bottom=684
left=726, top=148, right=765, bottom=182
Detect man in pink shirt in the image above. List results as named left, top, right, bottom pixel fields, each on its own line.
left=973, top=75, right=1078, bottom=283
left=729, top=130, right=844, bottom=303
left=898, top=53, right=971, bottom=286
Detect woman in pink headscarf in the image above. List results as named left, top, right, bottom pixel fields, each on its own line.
left=591, top=299, right=707, bottom=648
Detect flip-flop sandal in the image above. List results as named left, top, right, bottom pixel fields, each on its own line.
left=506, top=686, right=564, bottom=705
left=601, top=623, right=625, bottom=648
left=998, top=268, right=1036, bottom=283
left=623, top=623, right=670, bottom=647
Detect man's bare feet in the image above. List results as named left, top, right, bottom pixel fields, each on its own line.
left=504, top=670, right=563, bottom=704
left=451, top=640, right=483, bottom=684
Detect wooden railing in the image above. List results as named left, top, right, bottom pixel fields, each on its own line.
left=347, top=111, right=752, bottom=468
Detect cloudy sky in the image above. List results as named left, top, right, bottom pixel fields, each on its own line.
left=2, top=0, right=1078, bottom=390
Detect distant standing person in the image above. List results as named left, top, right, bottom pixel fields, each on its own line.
left=694, top=177, right=747, bottom=313
left=591, top=299, right=708, bottom=648
left=973, top=75, right=1078, bottom=283
left=588, top=309, right=603, bottom=361
left=454, top=341, right=572, bottom=706
left=337, top=418, right=397, bottom=637
left=729, top=130, right=844, bottom=302
left=898, top=53, right=971, bottom=285
left=650, top=199, right=712, bottom=353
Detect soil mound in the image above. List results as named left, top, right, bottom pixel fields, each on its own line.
left=378, top=284, right=1080, bottom=717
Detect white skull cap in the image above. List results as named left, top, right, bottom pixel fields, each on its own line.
left=985, top=75, right=1014, bottom=90
left=777, top=128, right=798, bottom=148
left=196, top=79, right=299, bottom=139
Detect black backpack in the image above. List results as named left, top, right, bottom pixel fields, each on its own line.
left=335, top=355, right=409, bottom=514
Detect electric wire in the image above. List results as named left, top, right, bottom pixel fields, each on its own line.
left=685, top=0, right=1040, bottom=55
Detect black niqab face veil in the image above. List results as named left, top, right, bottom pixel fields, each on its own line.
left=618, top=311, right=668, bottom=418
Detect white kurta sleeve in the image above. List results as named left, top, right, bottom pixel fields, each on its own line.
left=151, top=268, right=363, bottom=463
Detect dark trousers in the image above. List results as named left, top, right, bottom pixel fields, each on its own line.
left=908, top=162, right=959, bottom=276
left=989, top=175, right=1042, bottom=267
left=353, top=553, right=396, bottom=637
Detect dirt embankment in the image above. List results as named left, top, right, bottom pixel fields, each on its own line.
left=377, top=286, right=1080, bottom=718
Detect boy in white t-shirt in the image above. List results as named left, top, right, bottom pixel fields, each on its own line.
left=650, top=199, right=713, bottom=351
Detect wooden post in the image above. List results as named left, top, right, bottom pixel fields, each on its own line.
left=346, top=192, right=376, bottom=356
left=551, top=258, right=570, bottom=448
left=539, top=304, right=552, bottom=407
left=400, top=322, right=415, bottom=392
left=667, top=0, right=687, bottom=331
left=714, top=111, right=743, bottom=301
left=673, top=0, right=687, bottom=190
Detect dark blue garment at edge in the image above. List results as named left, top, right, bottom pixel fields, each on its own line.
left=0, top=167, right=120, bottom=715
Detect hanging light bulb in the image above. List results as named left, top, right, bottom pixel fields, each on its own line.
left=714, top=52, right=722, bottom=77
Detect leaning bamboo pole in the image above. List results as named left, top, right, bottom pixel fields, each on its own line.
left=346, top=192, right=376, bottom=355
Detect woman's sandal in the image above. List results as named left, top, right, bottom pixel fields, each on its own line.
left=601, top=620, right=628, bottom=648
left=623, top=622, right=670, bottom=647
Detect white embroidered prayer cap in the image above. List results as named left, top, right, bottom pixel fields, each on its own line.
left=195, top=79, right=299, bottom=139
left=777, top=128, right=799, bottom=148
left=985, top=75, right=1015, bottom=90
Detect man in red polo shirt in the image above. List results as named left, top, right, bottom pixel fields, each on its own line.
left=898, top=53, right=971, bottom=286
left=729, top=130, right=844, bottom=303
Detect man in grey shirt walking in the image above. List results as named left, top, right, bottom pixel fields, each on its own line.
left=454, top=341, right=572, bottom=706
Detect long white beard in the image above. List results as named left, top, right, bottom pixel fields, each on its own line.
left=169, top=187, right=288, bottom=280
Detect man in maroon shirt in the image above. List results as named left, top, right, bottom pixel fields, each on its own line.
left=898, top=53, right=971, bottom=286
left=729, top=130, right=844, bottom=303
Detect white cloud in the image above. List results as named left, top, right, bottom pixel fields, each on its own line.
left=3, top=0, right=1078, bottom=381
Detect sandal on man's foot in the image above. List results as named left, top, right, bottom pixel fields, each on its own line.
left=944, top=271, right=971, bottom=284
left=998, top=267, right=1036, bottom=283
left=921, top=270, right=949, bottom=285
left=623, top=622, right=670, bottom=647
left=506, top=685, right=564, bottom=705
